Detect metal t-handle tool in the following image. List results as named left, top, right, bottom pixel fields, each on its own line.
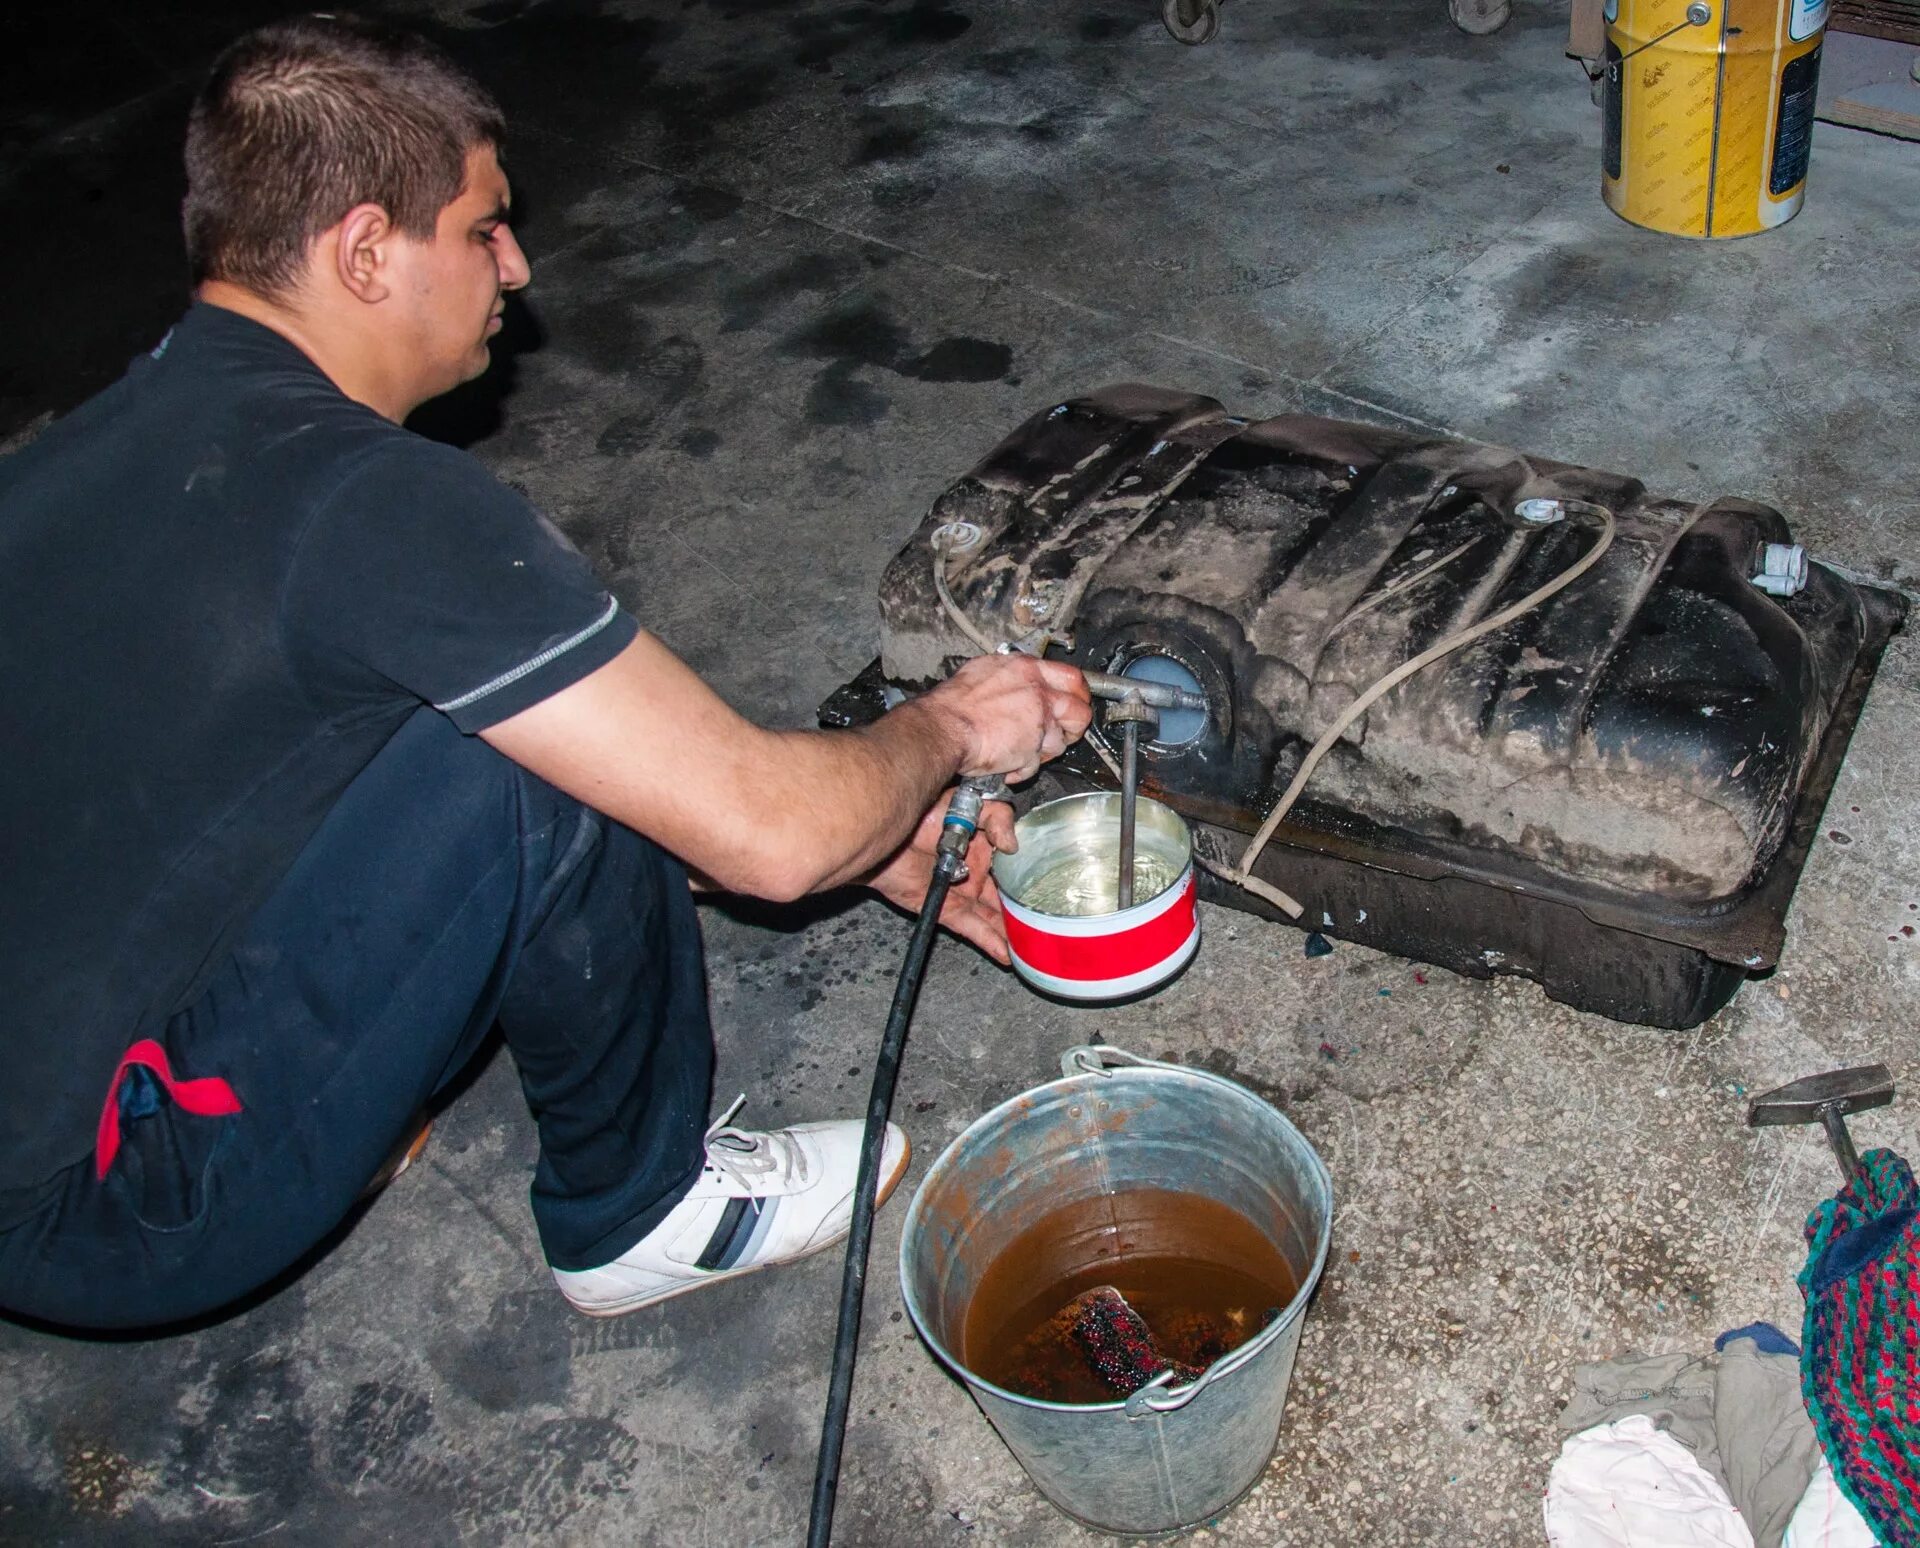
left=1747, top=1064, right=1897, bottom=1182
left=982, top=643, right=1208, bottom=716
left=1082, top=668, right=1207, bottom=714
left=1103, top=693, right=1160, bottom=909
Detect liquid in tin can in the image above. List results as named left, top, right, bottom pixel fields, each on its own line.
left=1015, top=839, right=1182, bottom=919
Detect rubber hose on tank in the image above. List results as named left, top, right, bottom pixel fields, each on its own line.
left=806, top=859, right=957, bottom=1548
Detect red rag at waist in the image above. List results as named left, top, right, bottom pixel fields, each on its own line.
left=94, top=1039, right=244, bottom=1180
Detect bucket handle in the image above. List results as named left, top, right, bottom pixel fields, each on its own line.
left=1060, top=1044, right=1293, bottom=1419
left=1118, top=1310, right=1283, bottom=1417
left=1060, top=1044, right=1253, bottom=1094
left=1059, top=1044, right=1191, bottom=1080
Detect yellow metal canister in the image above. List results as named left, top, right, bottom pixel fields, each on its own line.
left=1602, top=0, right=1829, bottom=236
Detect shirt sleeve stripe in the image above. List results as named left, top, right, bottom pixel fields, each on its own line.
left=433, top=595, right=622, bottom=715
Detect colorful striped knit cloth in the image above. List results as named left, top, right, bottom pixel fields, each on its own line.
left=1800, top=1147, right=1920, bottom=1548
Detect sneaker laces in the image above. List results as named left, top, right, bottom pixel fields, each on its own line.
left=701, top=1094, right=808, bottom=1194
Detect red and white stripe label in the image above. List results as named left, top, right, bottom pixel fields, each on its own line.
left=1003, top=867, right=1200, bottom=1000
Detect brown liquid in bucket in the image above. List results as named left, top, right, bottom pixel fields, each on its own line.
left=961, top=1189, right=1299, bottom=1405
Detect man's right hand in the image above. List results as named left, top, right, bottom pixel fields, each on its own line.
left=920, top=654, right=1093, bottom=784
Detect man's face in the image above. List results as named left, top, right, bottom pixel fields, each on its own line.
left=388, top=144, right=530, bottom=402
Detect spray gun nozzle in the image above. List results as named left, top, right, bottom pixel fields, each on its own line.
left=937, top=776, right=1007, bottom=874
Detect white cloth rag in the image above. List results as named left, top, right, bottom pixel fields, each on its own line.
left=1545, top=1416, right=1878, bottom=1548
left=1782, top=1460, right=1878, bottom=1548
left=1545, top=1414, right=1756, bottom=1547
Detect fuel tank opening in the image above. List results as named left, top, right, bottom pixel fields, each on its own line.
left=1115, top=653, right=1208, bottom=749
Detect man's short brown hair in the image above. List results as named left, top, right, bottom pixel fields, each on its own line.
left=183, top=14, right=506, bottom=296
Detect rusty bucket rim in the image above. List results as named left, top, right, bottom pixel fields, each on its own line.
left=897, top=1046, right=1334, bottom=1416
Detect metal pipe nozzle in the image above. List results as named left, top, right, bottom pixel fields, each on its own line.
left=1081, top=669, right=1209, bottom=715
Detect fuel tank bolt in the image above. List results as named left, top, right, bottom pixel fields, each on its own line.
left=1752, top=543, right=1809, bottom=596
left=1016, top=579, right=1066, bottom=623
left=1516, top=498, right=1565, bottom=525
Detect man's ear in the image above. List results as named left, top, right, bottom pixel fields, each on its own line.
left=331, top=203, right=396, bottom=303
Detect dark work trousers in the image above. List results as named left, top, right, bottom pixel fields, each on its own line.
left=0, top=709, right=714, bottom=1331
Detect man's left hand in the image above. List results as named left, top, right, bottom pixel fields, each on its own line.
left=862, top=790, right=1019, bottom=964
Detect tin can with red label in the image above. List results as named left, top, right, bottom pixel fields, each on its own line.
left=993, top=792, right=1199, bottom=1001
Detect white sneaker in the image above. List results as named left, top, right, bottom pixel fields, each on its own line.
left=551, top=1097, right=911, bottom=1318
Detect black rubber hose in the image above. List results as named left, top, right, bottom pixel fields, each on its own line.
left=805, top=858, right=957, bottom=1548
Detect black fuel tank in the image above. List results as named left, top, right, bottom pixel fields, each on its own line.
left=830, top=386, right=1904, bottom=1028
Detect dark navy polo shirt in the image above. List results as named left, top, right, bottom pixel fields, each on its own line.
left=0, top=303, right=637, bottom=1215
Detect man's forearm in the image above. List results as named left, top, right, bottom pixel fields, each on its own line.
left=756, top=697, right=966, bottom=896
left=483, top=633, right=967, bottom=901
left=482, top=631, right=1085, bottom=904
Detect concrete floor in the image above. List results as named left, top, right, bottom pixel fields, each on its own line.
left=5, top=0, right=1920, bottom=1542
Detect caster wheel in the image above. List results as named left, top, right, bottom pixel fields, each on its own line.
left=1161, top=0, right=1221, bottom=45
left=1449, top=0, right=1511, bottom=33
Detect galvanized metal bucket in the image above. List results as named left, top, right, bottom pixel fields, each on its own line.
left=898, top=1046, right=1333, bottom=1535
